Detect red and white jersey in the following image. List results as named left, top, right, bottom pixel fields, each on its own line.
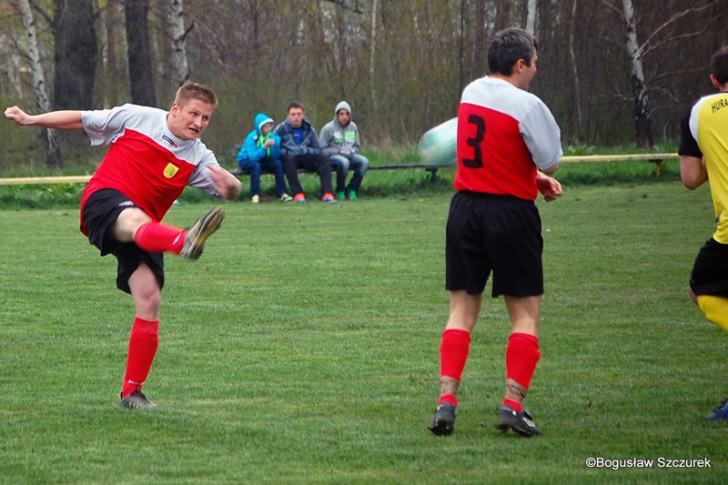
left=79, top=104, right=220, bottom=233
left=454, top=76, right=562, bottom=200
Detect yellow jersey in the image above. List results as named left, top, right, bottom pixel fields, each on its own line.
left=680, top=92, right=728, bottom=243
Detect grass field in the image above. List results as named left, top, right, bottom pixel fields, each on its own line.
left=1, top=181, right=727, bottom=483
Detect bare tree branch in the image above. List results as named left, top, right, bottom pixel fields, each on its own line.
left=599, top=0, right=624, bottom=20
left=649, top=64, right=711, bottom=84
left=91, top=0, right=116, bottom=22
left=181, top=20, right=195, bottom=42
left=642, top=28, right=710, bottom=59
left=29, top=0, right=52, bottom=28
left=637, top=1, right=715, bottom=56
left=188, top=17, right=227, bottom=68
left=654, top=86, right=682, bottom=104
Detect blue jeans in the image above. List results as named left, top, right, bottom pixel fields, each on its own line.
left=329, top=154, right=369, bottom=193
left=237, top=157, right=288, bottom=196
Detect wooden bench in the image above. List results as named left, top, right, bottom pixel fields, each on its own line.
left=231, top=163, right=444, bottom=181
left=367, top=163, right=443, bottom=181
left=0, top=153, right=680, bottom=186
left=560, top=152, right=678, bottom=176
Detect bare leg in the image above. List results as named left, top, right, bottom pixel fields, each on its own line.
left=112, top=207, right=152, bottom=243
left=128, top=263, right=161, bottom=320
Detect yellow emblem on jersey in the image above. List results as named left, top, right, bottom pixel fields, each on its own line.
left=163, top=162, right=179, bottom=179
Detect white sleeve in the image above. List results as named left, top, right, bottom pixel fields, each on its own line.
left=688, top=101, right=701, bottom=143
left=519, top=101, right=562, bottom=171
left=188, top=150, right=221, bottom=197
left=81, top=104, right=134, bottom=146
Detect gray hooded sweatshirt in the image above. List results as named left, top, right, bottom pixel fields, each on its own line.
left=319, top=101, right=362, bottom=158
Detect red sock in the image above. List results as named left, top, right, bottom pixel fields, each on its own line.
left=438, top=329, right=471, bottom=407
left=438, top=393, right=459, bottom=407
left=121, top=317, right=159, bottom=398
left=134, top=221, right=185, bottom=254
left=503, top=333, right=541, bottom=412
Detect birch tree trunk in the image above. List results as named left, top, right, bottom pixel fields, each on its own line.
left=622, top=0, right=653, bottom=147
left=569, top=0, right=583, bottom=138
left=369, top=0, right=378, bottom=115
left=168, top=0, right=190, bottom=87
left=526, top=0, right=538, bottom=36
left=17, top=0, right=62, bottom=168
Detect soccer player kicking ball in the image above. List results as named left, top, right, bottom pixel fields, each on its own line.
left=428, top=28, right=563, bottom=437
left=4, top=82, right=241, bottom=409
left=679, top=46, right=728, bottom=421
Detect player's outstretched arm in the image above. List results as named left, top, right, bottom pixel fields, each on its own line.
left=4, top=106, right=83, bottom=131
left=208, top=164, right=242, bottom=200
left=537, top=172, right=563, bottom=202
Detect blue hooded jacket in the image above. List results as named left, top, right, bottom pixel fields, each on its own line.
left=236, top=113, right=281, bottom=164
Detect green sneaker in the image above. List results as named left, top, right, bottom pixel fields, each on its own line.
left=348, top=190, right=358, bottom=201
left=336, top=191, right=346, bottom=201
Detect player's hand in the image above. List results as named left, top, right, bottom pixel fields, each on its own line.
left=4, top=106, right=33, bottom=126
left=537, top=173, right=563, bottom=202
left=264, top=138, right=275, bottom=148
left=208, top=164, right=241, bottom=200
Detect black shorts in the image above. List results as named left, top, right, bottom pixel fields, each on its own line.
left=83, top=189, right=164, bottom=294
left=690, top=238, right=728, bottom=296
left=446, top=191, right=543, bottom=297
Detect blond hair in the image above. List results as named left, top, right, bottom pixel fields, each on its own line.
left=175, top=82, right=218, bottom=108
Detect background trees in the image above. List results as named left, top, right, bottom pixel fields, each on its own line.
left=0, top=0, right=726, bottom=170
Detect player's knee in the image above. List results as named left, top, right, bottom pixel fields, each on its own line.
left=116, top=208, right=152, bottom=242
left=134, top=283, right=161, bottom=316
left=697, top=295, right=728, bottom=332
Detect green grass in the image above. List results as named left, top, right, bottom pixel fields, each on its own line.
left=1, top=182, right=727, bottom=483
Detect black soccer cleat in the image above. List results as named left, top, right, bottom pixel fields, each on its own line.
left=428, top=403, right=457, bottom=436
left=496, top=405, right=542, bottom=437
left=119, top=390, right=158, bottom=410
left=180, top=207, right=225, bottom=260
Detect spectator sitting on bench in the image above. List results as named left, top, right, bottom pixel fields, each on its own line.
left=320, top=100, right=368, bottom=201
left=236, top=113, right=292, bottom=203
left=275, top=101, right=335, bottom=204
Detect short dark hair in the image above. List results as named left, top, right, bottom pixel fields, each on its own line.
left=488, top=28, right=538, bottom=76
left=287, top=101, right=305, bottom=112
left=711, top=46, right=728, bottom=85
left=175, top=82, right=217, bottom=108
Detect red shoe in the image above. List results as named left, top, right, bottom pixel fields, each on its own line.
left=322, top=192, right=337, bottom=204
left=294, top=193, right=306, bottom=203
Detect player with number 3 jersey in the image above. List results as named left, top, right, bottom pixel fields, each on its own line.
left=429, top=28, right=563, bottom=437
